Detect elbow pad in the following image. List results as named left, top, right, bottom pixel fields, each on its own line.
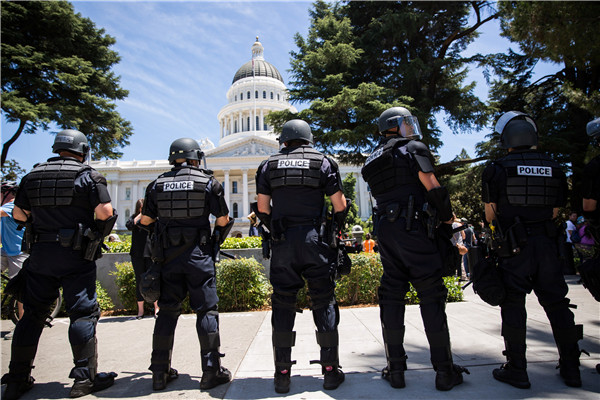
left=426, top=186, right=453, bottom=222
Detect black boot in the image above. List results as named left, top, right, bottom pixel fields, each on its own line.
left=553, top=325, right=583, bottom=388
left=150, top=334, right=176, bottom=391
left=435, top=363, right=470, bottom=391
left=70, top=372, right=117, bottom=398
left=493, top=362, right=530, bottom=389
left=323, top=365, right=345, bottom=390
left=274, top=368, right=291, bottom=394
left=272, top=330, right=296, bottom=393
left=1, top=372, right=34, bottom=400
left=381, top=326, right=407, bottom=388
left=200, top=349, right=231, bottom=390
left=152, top=368, right=178, bottom=391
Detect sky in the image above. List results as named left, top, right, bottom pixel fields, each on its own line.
left=1, top=0, right=559, bottom=173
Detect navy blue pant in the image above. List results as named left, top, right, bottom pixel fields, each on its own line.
left=499, top=235, right=576, bottom=363
left=150, top=243, right=220, bottom=372
left=10, top=243, right=99, bottom=376
left=270, top=226, right=338, bottom=368
left=376, top=216, right=451, bottom=367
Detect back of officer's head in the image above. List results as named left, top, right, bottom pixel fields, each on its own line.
left=496, top=111, right=538, bottom=150
left=52, top=129, right=89, bottom=160
left=168, top=138, right=203, bottom=166
left=279, top=119, right=313, bottom=147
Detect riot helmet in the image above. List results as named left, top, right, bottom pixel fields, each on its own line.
left=495, top=111, right=538, bottom=149
left=378, top=107, right=422, bottom=140
left=52, top=129, right=90, bottom=157
left=587, top=117, right=600, bottom=142
left=278, top=119, right=313, bottom=145
left=168, top=138, right=204, bottom=165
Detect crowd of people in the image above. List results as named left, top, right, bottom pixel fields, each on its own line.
left=1, top=110, right=598, bottom=400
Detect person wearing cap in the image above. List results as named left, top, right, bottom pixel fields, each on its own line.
left=1, top=130, right=117, bottom=399
left=361, top=107, right=469, bottom=391
left=138, top=138, right=233, bottom=392
left=255, top=119, right=347, bottom=393
left=482, top=111, right=583, bottom=389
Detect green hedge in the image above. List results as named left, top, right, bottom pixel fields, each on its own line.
left=104, top=235, right=261, bottom=254
left=111, top=253, right=463, bottom=314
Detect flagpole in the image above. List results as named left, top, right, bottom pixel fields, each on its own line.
left=253, top=39, right=256, bottom=132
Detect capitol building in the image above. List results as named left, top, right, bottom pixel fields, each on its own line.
left=91, top=38, right=371, bottom=236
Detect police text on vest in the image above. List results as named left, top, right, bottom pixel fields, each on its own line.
left=163, top=181, right=194, bottom=191
left=517, top=165, right=552, bottom=177
left=277, top=159, right=310, bottom=169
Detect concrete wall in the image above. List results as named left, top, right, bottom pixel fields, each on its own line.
left=96, top=250, right=271, bottom=310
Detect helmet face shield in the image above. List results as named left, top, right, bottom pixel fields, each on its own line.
left=494, top=111, right=537, bottom=136
left=385, top=115, right=422, bottom=140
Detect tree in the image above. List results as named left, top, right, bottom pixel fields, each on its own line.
left=341, top=172, right=362, bottom=228
left=1, top=159, right=26, bottom=181
left=479, top=2, right=600, bottom=209
left=268, top=1, right=497, bottom=165
left=1, top=1, right=133, bottom=164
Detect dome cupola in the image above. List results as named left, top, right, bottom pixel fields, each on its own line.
left=232, top=37, right=283, bottom=84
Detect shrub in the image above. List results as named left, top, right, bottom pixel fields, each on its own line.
left=104, top=235, right=132, bottom=253
left=96, top=281, right=115, bottom=311
left=296, top=252, right=463, bottom=307
left=221, top=236, right=262, bottom=249
left=110, top=262, right=137, bottom=311
left=216, top=257, right=271, bottom=311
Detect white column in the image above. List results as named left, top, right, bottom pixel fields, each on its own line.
left=242, top=168, right=249, bottom=218
left=358, top=176, right=369, bottom=219
left=223, top=169, right=230, bottom=213
left=260, top=108, right=264, bottom=130
left=238, top=112, right=242, bottom=133
left=229, top=116, right=233, bottom=136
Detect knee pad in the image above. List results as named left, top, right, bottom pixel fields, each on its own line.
left=500, top=290, right=526, bottom=309
left=539, top=296, right=573, bottom=313
left=158, top=305, right=182, bottom=320
left=309, top=289, right=335, bottom=310
left=272, top=290, right=298, bottom=311
left=378, top=286, right=407, bottom=306
left=414, top=278, right=447, bottom=305
left=70, top=303, right=101, bottom=325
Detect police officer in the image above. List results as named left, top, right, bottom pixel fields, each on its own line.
left=482, top=111, right=583, bottom=388
left=581, top=118, right=600, bottom=373
left=255, top=119, right=347, bottom=393
left=139, top=138, right=233, bottom=391
left=361, top=107, right=468, bottom=391
left=582, top=118, right=600, bottom=242
left=1, top=130, right=117, bottom=399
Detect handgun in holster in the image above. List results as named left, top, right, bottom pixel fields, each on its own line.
left=422, top=203, right=437, bottom=240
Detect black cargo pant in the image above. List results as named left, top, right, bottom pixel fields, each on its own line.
left=269, top=226, right=339, bottom=371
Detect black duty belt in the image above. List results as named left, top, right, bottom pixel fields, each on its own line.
left=34, top=233, right=61, bottom=243
left=283, top=217, right=320, bottom=229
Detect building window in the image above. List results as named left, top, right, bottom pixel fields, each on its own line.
left=232, top=181, right=238, bottom=194
left=277, top=93, right=280, bottom=101
left=270, top=92, right=273, bottom=99
left=125, top=187, right=131, bottom=200
left=263, top=90, right=266, bottom=99
left=255, top=90, right=258, bottom=99
left=247, top=91, right=250, bottom=99
left=125, top=209, right=131, bottom=218
left=247, top=117, right=250, bottom=131
left=234, top=120, right=238, bottom=133
left=264, top=121, right=268, bottom=130
left=233, top=203, right=239, bottom=218
left=240, top=92, right=243, bottom=100
left=256, top=116, right=260, bottom=130
left=235, top=95, right=237, bottom=101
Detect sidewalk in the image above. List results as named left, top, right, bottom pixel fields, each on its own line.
left=2, top=276, right=599, bottom=399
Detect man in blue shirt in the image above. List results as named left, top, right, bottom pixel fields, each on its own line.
left=1, top=181, right=28, bottom=319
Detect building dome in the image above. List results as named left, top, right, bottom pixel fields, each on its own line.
left=232, top=37, right=283, bottom=84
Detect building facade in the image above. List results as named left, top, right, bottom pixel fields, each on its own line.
left=91, top=38, right=371, bottom=236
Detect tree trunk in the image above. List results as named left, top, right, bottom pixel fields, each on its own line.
left=1, top=119, right=27, bottom=166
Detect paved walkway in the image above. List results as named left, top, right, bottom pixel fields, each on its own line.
left=2, top=276, right=599, bottom=399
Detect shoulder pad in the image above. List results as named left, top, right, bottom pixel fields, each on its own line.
left=211, top=179, right=224, bottom=196
left=89, top=169, right=107, bottom=185
left=405, top=140, right=431, bottom=156
left=324, top=155, right=339, bottom=172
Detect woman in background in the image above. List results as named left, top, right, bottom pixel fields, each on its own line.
left=126, top=198, right=159, bottom=319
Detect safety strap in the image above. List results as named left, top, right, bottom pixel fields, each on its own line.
left=382, top=327, right=405, bottom=346
left=315, top=330, right=338, bottom=348
left=199, top=332, right=221, bottom=351
left=272, top=331, right=296, bottom=348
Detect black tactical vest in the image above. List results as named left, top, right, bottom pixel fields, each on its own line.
left=361, top=138, right=421, bottom=196
left=25, top=159, right=91, bottom=208
left=155, top=166, right=210, bottom=219
left=497, top=151, right=563, bottom=207
left=267, top=146, right=324, bottom=189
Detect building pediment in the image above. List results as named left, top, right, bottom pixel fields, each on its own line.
left=206, top=135, right=279, bottom=159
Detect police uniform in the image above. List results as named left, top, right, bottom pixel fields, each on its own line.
left=8, top=155, right=113, bottom=394
left=143, top=163, right=229, bottom=387
left=482, top=149, right=583, bottom=387
left=362, top=136, right=464, bottom=389
left=256, top=144, right=343, bottom=384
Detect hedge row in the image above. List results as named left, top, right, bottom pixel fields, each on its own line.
left=104, top=235, right=262, bottom=253
left=111, top=253, right=463, bottom=313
